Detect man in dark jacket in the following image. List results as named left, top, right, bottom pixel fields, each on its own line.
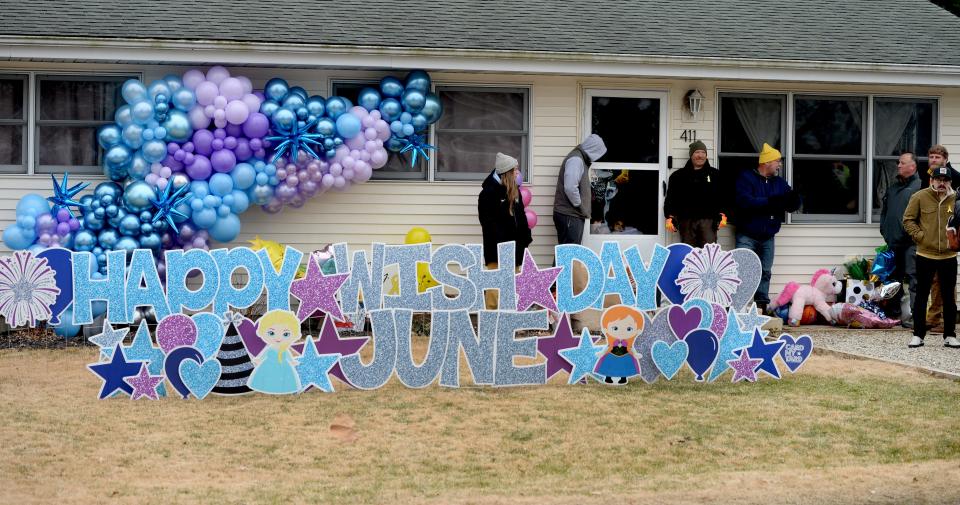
left=880, top=151, right=921, bottom=327
left=553, top=134, right=607, bottom=245
left=664, top=140, right=723, bottom=247
left=478, top=152, right=532, bottom=268
left=734, top=143, right=801, bottom=311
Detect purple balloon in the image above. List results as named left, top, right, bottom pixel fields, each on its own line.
left=195, top=81, right=219, bottom=106
left=225, top=123, right=243, bottom=138
left=275, top=184, right=296, bottom=202
left=234, top=139, right=252, bottom=161
left=225, top=100, right=250, bottom=125
left=186, top=155, right=212, bottom=180
left=56, top=222, right=70, bottom=235
left=210, top=149, right=237, bottom=173
left=321, top=173, right=335, bottom=188
left=193, top=129, right=215, bottom=155
left=289, top=194, right=305, bottom=208
left=262, top=197, right=283, bottom=214
left=300, top=180, right=318, bottom=196
left=242, top=112, right=270, bottom=138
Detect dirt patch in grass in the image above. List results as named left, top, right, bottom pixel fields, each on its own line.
left=1, top=343, right=959, bottom=504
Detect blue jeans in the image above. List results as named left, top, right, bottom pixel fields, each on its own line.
left=735, top=233, right=775, bottom=305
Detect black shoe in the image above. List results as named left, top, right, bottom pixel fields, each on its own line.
left=604, top=376, right=613, bottom=383
left=617, top=377, right=627, bottom=384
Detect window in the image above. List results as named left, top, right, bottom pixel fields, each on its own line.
left=0, top=75, right=27, bottom=173
left=435, top=87, right=528, bottom=181
left=331, top=82, right=426, bottom=180
left=872, top=98, right=937, bottom=217
left=36, top=75, right=127, bottom=174
left=718, top=92, right=938, bottom=224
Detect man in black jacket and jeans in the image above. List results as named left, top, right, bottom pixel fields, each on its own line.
left=664, top=141, right=723, bottom=247
left=880, top=151, right=921, bottom=328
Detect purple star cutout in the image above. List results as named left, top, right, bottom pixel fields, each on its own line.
left=537, top=313, right=580, bottom=379
left=292, top=316, right=368, bottom=386
left=727, top=349, right=763, bottom=383
left=289, top=256, right=349, bottom=322
left=515, top=250, right=561, bottom=312
left=124, top=363, right=165, bottom=400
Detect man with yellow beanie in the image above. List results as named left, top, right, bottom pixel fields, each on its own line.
left=733, top=143, right=801, bottom=312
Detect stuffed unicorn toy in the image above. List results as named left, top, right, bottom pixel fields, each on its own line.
left=770, top=269, right=843, bottom=326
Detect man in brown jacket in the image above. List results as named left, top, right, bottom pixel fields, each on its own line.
left=902, top=166, right=960, bottom=348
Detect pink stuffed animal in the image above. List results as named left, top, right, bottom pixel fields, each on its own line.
left=770, top=269, right=843, bottom=326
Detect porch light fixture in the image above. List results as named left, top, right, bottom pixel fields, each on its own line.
left=685, top=89, right=704, bottom=120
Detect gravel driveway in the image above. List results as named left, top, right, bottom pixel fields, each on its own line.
left=792, top=326, right=960, bottom=376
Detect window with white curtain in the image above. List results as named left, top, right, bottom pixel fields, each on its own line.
left=35, top=75, right=127, bottom=174
left=872, top=98, right=937, bottom=217
left=0, top=76, right=27, bottom=174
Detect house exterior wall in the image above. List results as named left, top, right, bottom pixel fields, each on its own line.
left=0, top=60, right=957, bottom=295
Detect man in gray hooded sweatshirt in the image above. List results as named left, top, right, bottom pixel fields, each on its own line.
left=553, top=134, right=607, bottom=245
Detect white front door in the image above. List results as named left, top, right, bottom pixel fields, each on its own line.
left=581, top=89, right=668, bottom=258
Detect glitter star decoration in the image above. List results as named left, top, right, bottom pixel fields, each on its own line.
left=727, top=348, right=763, bottom=383
left=736, top=303, right=772, bottom=332
left=266, top=118, right=323, bottom=163
left=0, top=251, right=60, bottom=328
left=708, top=307, right=758, bottom=382
left=150, top=182, right=192, bottom=234
left=515, top=250, right=562, bottom=312
left=122, top=320, right=167, bottom=396
left=292, top=316, right=368, bottom=387
left=87, top=344, right=143, bottom=399
left=744, top=328, right=784, bottom=379
left=399, top=132, right=437, bottom=167
left=289, top=256, right=350, bottom=321
left=89, top=319, right=130, bottom=361
left=295, top=335, right=341, bottom=393
left=537, top=313, right=580, bottom=379
left=47, top=172, right=89, bottom=218
left=124, top=362, right=165, bottom=400
left=558, top=328, right=606, bottom=384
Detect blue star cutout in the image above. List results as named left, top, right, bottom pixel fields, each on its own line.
left=87, top=344, right=144, bottom=399
left=266, top=118, right=324, bottom=163
left=558, top=328, right=605, bottom=385
left=295, top=335, right=341, bottom=393
left=47, top=172, right=89, bottom=218
left=89, top=319, right=129, bottom=361
left=122, top=320, right=167, bottom=397
left=150, top=182, right=192, bottom=234
left=744, top=328, right=784, bottom=379
left=399, top=132, right=437, bottom=167
left=708, top=308, right=758, bottom=382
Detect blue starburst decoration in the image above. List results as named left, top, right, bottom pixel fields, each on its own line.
left=399, top=132, right=437, bottom=167
left=47, top=172, right=89, bottom=218
left=150, top=183, right=192, bottom=234
left=265, top=118, right=324, bottom=163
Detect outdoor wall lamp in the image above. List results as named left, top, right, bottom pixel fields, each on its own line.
left=685, top=89, right=704, bottom=121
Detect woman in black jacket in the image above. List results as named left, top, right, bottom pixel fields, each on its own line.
left=478, top=152, right=532, bottom=269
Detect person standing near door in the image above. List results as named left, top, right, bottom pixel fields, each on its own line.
left=664, top=140, right=724, bottom=247
left=553, top=134, right=607, bottom=245
left=733, top=143, right=801, bottom=313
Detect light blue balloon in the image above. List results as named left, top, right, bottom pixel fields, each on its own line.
left=114, top=237, right=139, bottom=258
left=358, top=87, right=382, bottom=111
left=131, top=100, right=154, bottom=125
left=260, top=99, right=280, bottom=118
left=190, top=180, right=210, bottom=199
left=380, top=76, right=404, bottom=98
left=17, top=194, right=51, bottom=218
left=203, top=195, right=220, bottom=208
left=148, top=80, right=172, bottom=102
left=192, top=207, right=217, bottom=229
left=379, top=98, right=402, bottom=122
left=173, top=202, right=191, bottom=222
left=122, top=124, right=144, bottom=149
left=190, top=198, right=203, bottom=211
left=404, top=70, right=431, bottom=94
left=402, top=124, right=415, bottom=136
left=171, top=87, right=197, bottom=112
left=209, top=213, right=241, bottom=243
left=209, top=173, right=234, bottom=197
left=122, top=79, right=149, bottom=104
left=114, top=105, right=133, bottom=127
left=72, top=230, right=97, bottom=251
left=163, top=110, right=192, bottom=142
left=255, top=172, right=268, bottom=186
left=217, top=204, right=230, bottom=217
left=127, top=154, right=151, bottom=180
left=105, top=145, right=132, bottom=169
left=53, top=308, right=81, bottom=339
left=264, top=78, right=289, bottom=102
left=412, top=114, right=428, bottom=131
left=139, top=232, right=161, bottom=250
left=272, top=108, right=296, bottom=130
left=163, top=74, right=183, bottom=93
left=325, top=97, right=347, bottom=119
left=229, top=190, right=249, bottom=214
left=306, top=96, right=326, bottom=117
left=141, top=139, right=167, bottom=163
left=315, top=117, right=336, bottom=136
left=122, top=181, right=156, bottom=213
left=118, top=214, right=141, bottom=236
left=402, top=89, right=426, bottom=113
left=335, top=113, right=362, bottom=139
left=2, top=225, right=35, bottom=250
left=390, top=121, right=403, bottom=134
left=421, top=93, right=443, bottom=124
left=98, top=125, right=122, bottom=149
left=231, top=163, right=256, bottom=190
left=400, top=112, right=413, bottom=124
left=98, top=229, right=120, bottom=249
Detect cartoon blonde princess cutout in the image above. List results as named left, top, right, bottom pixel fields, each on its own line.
left=594, top=305, right=643, bottom=385
left=248, top=309, right=303, bottom=394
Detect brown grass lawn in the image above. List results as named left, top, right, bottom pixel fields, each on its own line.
left=1, top=343, right=959, bottom=505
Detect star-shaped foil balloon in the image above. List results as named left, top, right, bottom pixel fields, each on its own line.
left=727, top=348, right=763, bottom=383
left=150, top=182, right=192, bottom=234
left=515, top=250, right=562, bottom=312
left=295, top=335, right=341, bottom=393
left=47, top=172, right=89, bottom=218
left=399, top=132, right=437, bottom=167
left=266, top=118, right=323, bottom=163
left=558, top=328, right=605, bottom=385
left=289, top=256, right=350, bottom=322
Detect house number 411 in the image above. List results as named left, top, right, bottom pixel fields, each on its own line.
left=680, top=129, right=697, bottom=142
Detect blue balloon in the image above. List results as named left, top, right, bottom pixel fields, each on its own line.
left=114, top=237, right=139, bottom=258
left=192, top=207, right=217, bottom=229
left=139, top=232, right=161, bottom=250
left=36, top=248, right=73, bottom=325
left=231, top=163, right=256, bottom=190
left=2, top=225, right=35, bottom=250
left=401, top=124, right=415, bottom=137
left=72, top=230, right=97, bottom=251
left=105, top=145, right=133, bottom=169
left=95, top=182, right=122, bottom=200
left=390, top=121, right=403, bottom=134
left=306, top=96, right=326, bottom=117
left=147, top=80, right=172, bottom=102
left=98, top=125, right=122, bottom=149
left=315, top=117, right=336, bottom=137
left=217, top=204, right=231, bottom=218
left=122, top=79, right=149, bottom=104
left=336, top=113, right=362, bottom=139
left=127, top=154, right=151, bottom=180
left=289, top=86, right=308, bottom=100
left=358, top=87, right=382, bottom=111
left=163, top=74, right=183, bottom=92
left=282, top=94, right=306, bottom=111
left=17, top=194, right=52, bottom=218
left=264, top=78, right=290, bottom=102
left=379, top=98, right=402, bottom=122
left=684, top=329, right=720, bottom=381
left=400, top=112, right=412, bottom=124
left=412, top=114, right=428, bottom=131
left=52, top=308, right=81, bottom=339
left=163, top=110, right=193, bottom=142
left=229, top=190, right=249, bottom=214
left=260, top=99, right=280, bottom=119
left=203, top=195, right=220, bottom=208
left=325, top=97, right=348, bottom=119
left=249, top=184, right=273, bottom=205
left=380, top=76, right=404, bottom=98
left=131, top=100, right=154, bottom=125
left=114, top=105, right=133, bottom=127
left=141, top=139, right=167, bottom=163
left=82, top=214, right=104, bottom=231
left=420, top=93, right=443, bottom=124
left=386, top=136, right=406, bottom=152
left=122, top=181, right=157, bottom=213
left=272, top=108, right=297, bottom=130
left=209, top=173, right=234, bottom=197
left=121, top=124, right=144, bottom=149
left=117, top=214, right=140, bottom=236
left=209, top=213, right=241, bottom=243
left=401, top=89, right=426, bottom=113
left=98, top=229, right=120, bottom=249
left=255, top=172, right=268, bottom=186
left=190, top=180, right=210, bottom=199
left=404, top=70, right=431, bottom=94
left=171, top=87, right=196, bottom=112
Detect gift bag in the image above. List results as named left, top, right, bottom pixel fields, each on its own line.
left=844, top=279, right=876, bottom=305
